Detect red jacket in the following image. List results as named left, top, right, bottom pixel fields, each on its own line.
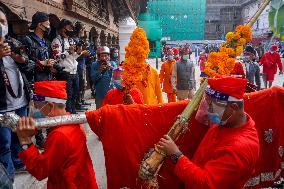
left=18, top=125, right=98, bottom=189
left=260, top=52, right=283, bottom=74
left=175, top=115, right=259, bottom=189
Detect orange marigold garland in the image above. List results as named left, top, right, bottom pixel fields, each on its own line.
left=122, top=28, right=150, bottom=89
left=205, top=25, right=253, bottom=78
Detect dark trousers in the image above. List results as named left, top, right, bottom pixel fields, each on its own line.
left=77, top=69, right=86, bottom=104
left=0, top=106, right=27, bottom=180
left=66, top=74, right=79, bottom=113
left=86, top=66, right=95, bottom=94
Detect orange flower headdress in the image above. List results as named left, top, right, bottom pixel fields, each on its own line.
left=122, top=28, right=150, bottom=89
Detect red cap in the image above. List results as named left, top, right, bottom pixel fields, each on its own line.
left=33, top=81, right=67, bottom=103
left=271, top=44, right=278, bottom=51
left=173, top=48, right=179, bottom=55
left=207, top=75, right=248, bottom=100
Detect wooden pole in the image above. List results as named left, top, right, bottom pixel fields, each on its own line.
left=246, top=0, right=271, bottom=27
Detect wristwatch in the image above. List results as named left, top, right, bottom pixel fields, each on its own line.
left=171, top=152, right=183, bottom=164
left=21, top=143, right=33, bottom=150
left=170, top=151, right=183, bottom=164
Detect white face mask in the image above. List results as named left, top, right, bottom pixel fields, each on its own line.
left=0, top=23, right=8, bottom=37
left=182, top=55, right=189, bottom=60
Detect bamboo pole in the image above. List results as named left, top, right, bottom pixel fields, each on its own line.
left=246, top=0, right=272, bottom=27
left=138, top=79, right=208, bottom=184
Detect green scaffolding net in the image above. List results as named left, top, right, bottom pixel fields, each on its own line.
left=142, top=0, right=206, bottom=41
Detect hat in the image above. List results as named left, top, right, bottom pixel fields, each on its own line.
left=180, top=46, right=191, bottom=54
left=30, top=12, right=49, bottom=30
left=33, top=81, right=67, bottom=104
left=58, top=19, right=73, bottom=30
left=271, top=44, right=278, bottom=51
left=205, top=75, right=248, bottom=101
left=98, top=46, right=110, bottom=54
left=173, top=48, right=179, bottom=55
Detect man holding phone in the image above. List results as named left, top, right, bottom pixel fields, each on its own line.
left=91, top=46, right=117, bottom=109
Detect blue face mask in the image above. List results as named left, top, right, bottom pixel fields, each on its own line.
left=208, top=113, right=222, bottom=125
left=113, top=53, right=119, bottom=58
left=33, top=109, right=45, bottom=119
left=113, top=80, right=124, bottom=90
left=168, top=55, right=174, bottom=60
left=208, top=102, right=227, bottom=126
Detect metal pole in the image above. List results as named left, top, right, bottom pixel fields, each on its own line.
left=156, top=56, right=159, bottom=70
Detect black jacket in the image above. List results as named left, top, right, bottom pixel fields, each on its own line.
left=20, top=33, right=52, bottom=82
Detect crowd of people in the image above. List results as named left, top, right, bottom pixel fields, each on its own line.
left=0, top=8, right=122, bottom=185
left=0, top=5, right=284, bottom=189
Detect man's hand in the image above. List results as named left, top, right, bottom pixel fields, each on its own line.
left=69, top=45, right=75, bottom=54
left=81, top=50, right=90, bottom=57
left=173, top=88, right=177, bottom=94
left=99, top=64, right=108, bottom=73
left=46, top=59, right=55, bottom=67
left=123, top=91, right=134, bottom=105
left=156, top=135, right=180, bottom=156
left=10, top=52, right=25, bottom=64
left=0, top=43, right=11, bottom=58
left=16, top=117, right=37, bottom=145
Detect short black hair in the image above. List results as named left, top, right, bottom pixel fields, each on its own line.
left=74, top=21, right=84, bottom=33
left=0, top=6, right=6, bottom=15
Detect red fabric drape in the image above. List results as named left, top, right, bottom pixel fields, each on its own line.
left=86, top=87, right=284, bottom=189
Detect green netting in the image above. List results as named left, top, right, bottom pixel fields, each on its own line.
left=142, top=0, right=206, bottom=40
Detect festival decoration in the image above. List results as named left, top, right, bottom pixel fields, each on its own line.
left=204, top=25, right=252, bottom=78
left=122, top=28, right=150, bottom=89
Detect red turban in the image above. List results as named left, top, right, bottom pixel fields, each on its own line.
left=206, top=75, right=248, bottom=101
left=33, top=81, right=67, bottom=103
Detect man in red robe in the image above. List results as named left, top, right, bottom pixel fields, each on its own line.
left=260, top=44, right=283, bottom=88
left=157, top=76, right=260, bottom=189
left=16, top=81, right=98, bottom=189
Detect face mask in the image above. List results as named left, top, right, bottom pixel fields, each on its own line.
left=208, top=102, right=226, bottom=125
left=113, top=53, right=119, bottom=58
left=270, top=51, right=275, bottom=54
left=65, top=29, right=74, bottom=37
left=0, top=23, right=8, bottom=37
left=113, top=80, right=124, bottom=90
left=174, top=55, right=179, bottom=58
left=195, top=97, right=209, bottom=125
left=182, top=55, right=189, bottom=60
left=41, top=25, right=51, bottom=36
left=168, top=55, right=173, bottom=60
left=33, top=108, right=45, bottom=119
left=30, top=102, right=49, bottom=119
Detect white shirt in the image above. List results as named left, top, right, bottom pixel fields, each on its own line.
left=51, top=36, right=79, bottom=74
left=0, top=56, right=28, bottom=112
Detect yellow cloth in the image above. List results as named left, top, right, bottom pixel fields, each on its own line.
left=137, top=66, right=164, bottom=105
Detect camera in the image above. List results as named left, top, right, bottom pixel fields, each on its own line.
left=53, top=62, right=65, bottom=73
left=5, top=37, right=27, bottom=55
